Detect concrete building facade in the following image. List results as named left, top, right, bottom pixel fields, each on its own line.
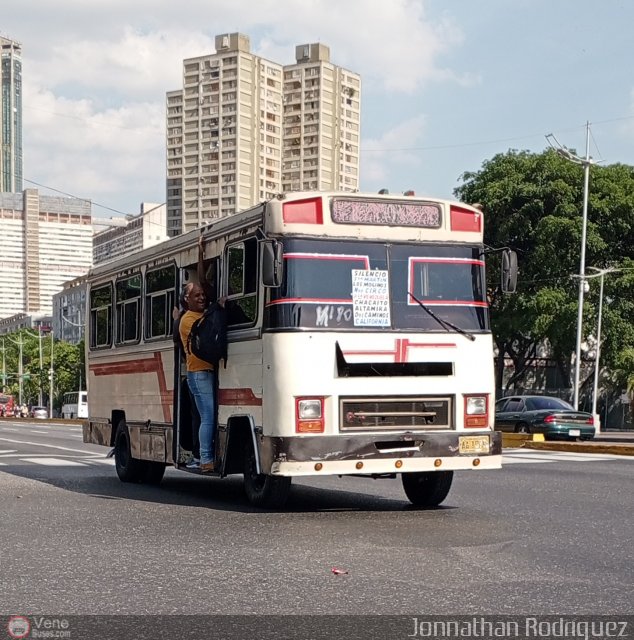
left=51, top=275, right=86, bottom=343
left=92, top=202, right=168, bottom=266
left=166, top=33, right=360, bottom=236
left=0, top=189, right=93, bottom=319
left=1, top=36, right=22, bottom=193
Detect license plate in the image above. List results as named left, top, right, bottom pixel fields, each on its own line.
left=459, top=435, right=490, bottom=454
left=569, top=429, right=581, bottom=437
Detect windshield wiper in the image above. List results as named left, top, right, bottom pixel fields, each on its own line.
left=407, top=291, right=475, bottom=342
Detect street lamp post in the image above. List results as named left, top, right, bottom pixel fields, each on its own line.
left=6, top=335, right=24, bottom=406
left=24, top=328, right=44, bottom=406
left=49, top=333, right=54, bottom=419
left=587, top=267, right=619, bottom=433
left=572, top=266, right=619, bottom=432
left=546, top=122, right=596, bottom=409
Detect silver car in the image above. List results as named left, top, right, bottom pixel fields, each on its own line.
left=31, top=406, right=48, bottom=419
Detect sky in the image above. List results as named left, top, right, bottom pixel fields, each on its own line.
left=3, top=0, right=634, bottom=221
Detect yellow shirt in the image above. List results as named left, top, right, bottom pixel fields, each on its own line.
left=179, top=310, right=215, bottom=372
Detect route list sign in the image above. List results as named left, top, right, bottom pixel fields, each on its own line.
left=351, top=269, right=391, bottom=327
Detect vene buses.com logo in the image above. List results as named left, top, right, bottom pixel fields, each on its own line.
left=7, top=616, right=30, bottom=639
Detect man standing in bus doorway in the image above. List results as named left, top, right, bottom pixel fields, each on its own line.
left=173, top=289, right=201, bottom=468
left=179, top=281, right=217, bottom=473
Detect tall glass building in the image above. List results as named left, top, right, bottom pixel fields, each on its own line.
left=1, top=37, right=22, bottom=193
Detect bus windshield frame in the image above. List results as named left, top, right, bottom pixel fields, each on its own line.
left=265, top=238, right=489, bottom=333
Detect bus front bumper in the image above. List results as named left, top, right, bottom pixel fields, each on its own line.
left=261, top=431, right=502, bottom=477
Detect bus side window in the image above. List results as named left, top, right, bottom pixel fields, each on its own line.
left=225, top=237, right=258, bottom=327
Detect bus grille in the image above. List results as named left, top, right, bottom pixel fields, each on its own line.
left=339, top=396, right=453, bottom=431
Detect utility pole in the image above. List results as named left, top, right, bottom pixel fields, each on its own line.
left=546, top=122, right=596, bottom=409
left=49, top=333, right=54, bottom=419
left=24, top=328, right=44, bottom=406
left=1, top=338, right=6, bottom=392
left=7, top=335, right=24, bottom=406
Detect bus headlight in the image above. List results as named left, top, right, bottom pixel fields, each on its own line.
left=296, top=397, right=325, bottom=433
left=464, top=395, right=488, bottom=428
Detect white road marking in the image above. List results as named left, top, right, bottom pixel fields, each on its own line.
left=28, top=430, right=47, bottom=435
left=0, top=437, right=103, bottom=456
left=0, top=449, right=17, bottom=455
left=2, top=428, right=18, bottom=432
left=502, top=449, right=634, bottom=464
left=87, top=458, right=115, bottom=465
left=20, top=457, right=87, bottom=467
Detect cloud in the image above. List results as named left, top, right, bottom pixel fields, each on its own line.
left=24, top=86, right=164, bottom=216
left=361, top=114, right=427, bottom=189
left=6, top=0, right=467, bottom=214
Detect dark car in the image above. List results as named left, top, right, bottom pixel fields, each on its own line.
left=495, top=395, right=595, bottom=441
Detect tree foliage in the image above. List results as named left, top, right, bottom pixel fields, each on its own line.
left=0, top=330, right=84, bottom=410
left=454, top=149, right=634, bottom=395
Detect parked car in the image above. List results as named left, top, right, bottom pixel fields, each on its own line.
left=494, top=395, right=595, bottom=441
left=30, top=406, right=48, bottom=419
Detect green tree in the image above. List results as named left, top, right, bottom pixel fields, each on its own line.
left=454, top=149, right=634, bottom=394
left=0, top=330, right=84, bottom=410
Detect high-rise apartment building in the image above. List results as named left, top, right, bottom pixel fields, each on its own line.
left=0, top=190, right=93, bottom=319
left=166, top=33, right=360, bottom=236
left=0, top=36, right=22, bottom=193
left=282, top=43, right=360, bottom=194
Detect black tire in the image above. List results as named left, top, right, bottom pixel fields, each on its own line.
left=515, top=423, right=530, bottom=434
left=114, top=421, right=148, bottom=483
left=402, top=470, right=453, bottom=507
left=243, top=439, right=291, bottom=509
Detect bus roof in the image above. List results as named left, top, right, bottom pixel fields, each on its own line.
left=87, top=191, right=483, bottom=281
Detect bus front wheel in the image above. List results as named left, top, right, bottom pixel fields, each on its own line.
left=401, top=470, right=453, bottom=508
left=243, top=440, right=291, bottom=509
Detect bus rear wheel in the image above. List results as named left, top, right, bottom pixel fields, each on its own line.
left=143, top=461, right=166, bottom=485
left=243, top=440, right=291, bottom=509
left=401, top=470, right=453, bottom=507
left=114, top=422, right=150, bottom=483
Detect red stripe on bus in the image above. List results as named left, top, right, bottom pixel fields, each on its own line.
left=89, top=353, right=172, bottom=423
left=266, top=298, right=352, bottom=307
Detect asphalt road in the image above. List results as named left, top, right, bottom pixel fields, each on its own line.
left=0, top=420, right=632, bottom=616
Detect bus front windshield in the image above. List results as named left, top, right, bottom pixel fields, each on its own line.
left=265, top=238, right=489, bottom=332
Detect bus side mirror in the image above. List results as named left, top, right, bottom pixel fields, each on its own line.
left=261, top=240, right=284, bottom=288
left=501, top=249, right=518, bottom=293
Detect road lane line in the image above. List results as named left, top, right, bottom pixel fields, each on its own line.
left=0, top=437, right=104, bottom=456
left=20, top=457, right=88, bottom=467
left=0, top=449, right=17, bottom=454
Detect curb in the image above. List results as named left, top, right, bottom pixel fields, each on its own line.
left=501, top=432, right=634, bottom=456
left=522, top=441, right=634, bottom=456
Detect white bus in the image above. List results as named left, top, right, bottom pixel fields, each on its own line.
left=62, top=391, right=88, bottom=419
left=83, top=191, right=516, bottom=508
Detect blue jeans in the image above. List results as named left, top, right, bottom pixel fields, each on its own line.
left=186, top=370, right=216, bottom=464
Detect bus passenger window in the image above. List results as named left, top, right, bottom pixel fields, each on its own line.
left=115, top=274, right=141, bottom=344
left=145, top=265, right=176, bottom=340
left=89, top=284, right=113, bottom=349
left=225, top=238, right=258, bottom=326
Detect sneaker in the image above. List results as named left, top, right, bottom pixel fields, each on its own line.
left=186, top=458, right=200, bottom=469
